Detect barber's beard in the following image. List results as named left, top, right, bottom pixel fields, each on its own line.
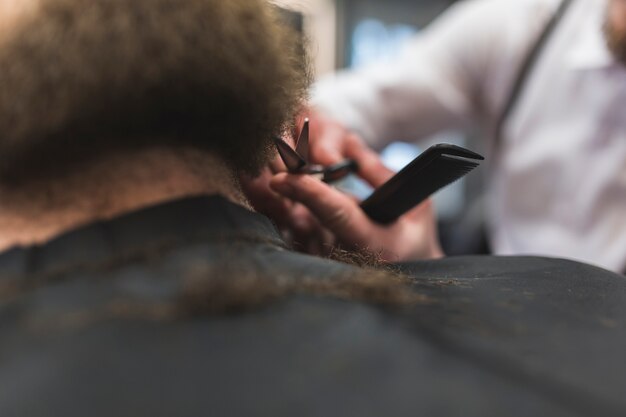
left=603, top=16, right=626, bottom=66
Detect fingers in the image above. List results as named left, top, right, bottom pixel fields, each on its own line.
left=270, top=173, right=373, bottom=245
left=306, top=111, right=393, bottom=187
left=404, top=198, right=435, bottom=220
left=240, top=169, right=292, bottom=223
left=343, top=134, right=395, bottom=188
left=308, top=113, right=350, bottom=166
left=313, top=133, right=347, bottom=166
left=269, top=172, right=445, bottom=262
left=288, top=206, right=335, bottom=256
left=398, top=198, right=445, bottom=260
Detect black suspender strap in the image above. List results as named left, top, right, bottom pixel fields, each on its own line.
left=493, top=0, right=575, bottom=149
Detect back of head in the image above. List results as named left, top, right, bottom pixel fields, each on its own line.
left=0, top=0, right=308, bottom=181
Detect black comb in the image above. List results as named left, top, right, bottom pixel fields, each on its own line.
left=360, top=144, right=484, bottom=224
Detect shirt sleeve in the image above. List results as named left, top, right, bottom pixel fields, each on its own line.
left=311, top=0, right=533, bottom=148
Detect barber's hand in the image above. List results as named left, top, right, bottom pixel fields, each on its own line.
left=241, top=112, right=355, bottom=255
left=270, top=149, right=444, bottom=262
left=306, top=109, right=373, bottom=167
left=241, top=162, right=331, bottom=256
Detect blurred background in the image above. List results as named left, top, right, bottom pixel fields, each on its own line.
left=273, top=0, right=458, bottom=76
left=273, top=0, right=484, bottom=255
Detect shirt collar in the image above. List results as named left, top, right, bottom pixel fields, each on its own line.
left=566, top=1, right=616, bottom=70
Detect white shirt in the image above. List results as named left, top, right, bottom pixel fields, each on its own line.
left=312, top=0, right=626, bottom=272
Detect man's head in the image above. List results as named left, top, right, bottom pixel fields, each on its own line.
left=605, top=0, right=626, bottom=65
left=0, top=0, right=308, bottom=181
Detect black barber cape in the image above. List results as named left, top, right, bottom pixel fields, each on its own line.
left=1, top=196, right=625, bottom=417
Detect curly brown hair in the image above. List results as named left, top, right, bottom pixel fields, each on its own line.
left=0, top=0, right=309, bottom=181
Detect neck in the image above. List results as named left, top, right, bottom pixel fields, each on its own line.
left=0, top=147, right=250, bottom=251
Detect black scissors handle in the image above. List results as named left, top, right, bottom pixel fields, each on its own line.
left=321, top=160, right=359, bottom=183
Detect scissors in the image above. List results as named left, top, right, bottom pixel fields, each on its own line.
left=273, top=118, right=359, bottom=183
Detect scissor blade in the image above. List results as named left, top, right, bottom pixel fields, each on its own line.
left=295, top=118, right=310, bottom=163
left=273, top=137, right=306, bottom=172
